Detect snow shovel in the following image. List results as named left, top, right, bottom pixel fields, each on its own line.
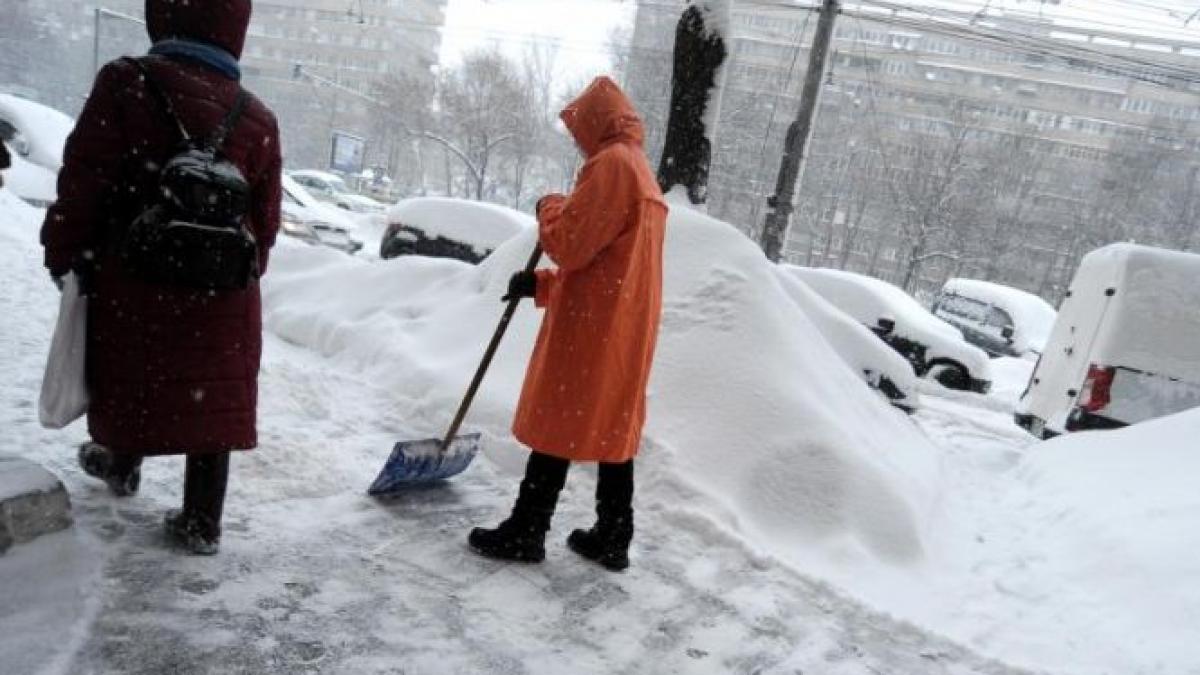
left=368, top=244, right=544, bottom=495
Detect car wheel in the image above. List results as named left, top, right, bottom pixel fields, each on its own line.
left=928, top=363, right=971, bottom=391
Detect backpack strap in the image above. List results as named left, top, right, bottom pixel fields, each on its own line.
left=206, top=89, right=249, bottom=153
left=124, top=57, right=191, bottom=143
left=125, top=56, right=248, bottom=152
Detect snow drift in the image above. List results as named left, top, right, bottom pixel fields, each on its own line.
left=263, top=195, right=940, bottom=574
left=994, top=408, right=1200, bottom=673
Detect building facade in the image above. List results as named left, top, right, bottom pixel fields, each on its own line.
left=623, top=1, right=1200, bottom=299
left=2, top=0, right=446, bottom=179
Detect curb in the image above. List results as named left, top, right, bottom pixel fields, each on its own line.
left=0, top=456, right=72, bottom=555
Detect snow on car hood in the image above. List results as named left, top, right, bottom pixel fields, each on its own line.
left=788, top=266, right=991, bottom=380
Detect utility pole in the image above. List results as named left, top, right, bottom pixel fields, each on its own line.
left=759, top=0, right=839, bottom=263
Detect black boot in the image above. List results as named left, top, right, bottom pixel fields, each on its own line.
left=568, top=459, right=634, bottom=571
left=164, top=453, right=229, bottom=556
left=469, top=451, right=568, bottom=563
left=78, top=442, right=141, bottom=497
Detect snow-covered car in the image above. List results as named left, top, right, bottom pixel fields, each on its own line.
left=281, top=174, right=363, bottom=254
left=931, top=278, right=1057, bottom=358
left=776, top=268, right=921, bottom=411
left=288, top=169, right=375, bottom=212
left=381, top=196, right=533, bottom=263
left=0, top=93, right=74, bottom=206
left=0, top=93, right=73, bottom=173
left=785, top=266, right=992, bottom=393
left=1016, top=243, right=1200, bottom=439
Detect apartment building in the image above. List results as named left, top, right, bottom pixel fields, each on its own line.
left=623, top=1, right=1200, bottom=296
left=7, top=0, right=445, bottom=175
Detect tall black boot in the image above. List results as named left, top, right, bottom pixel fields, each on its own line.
left=78, top=442, right=142, bottom=497
left=568, top=460, right=634, bottom=571
left=164, top=453, right=229, bottom=556
left=469, top=451, right=569, bottom=563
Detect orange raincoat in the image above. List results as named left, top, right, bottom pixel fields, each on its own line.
left=512, top=77, right=668, bottom=464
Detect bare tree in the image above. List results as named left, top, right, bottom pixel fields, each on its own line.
left=371, top=70, right=436, bottom=195
left=435, top=49, right=525, bottom=200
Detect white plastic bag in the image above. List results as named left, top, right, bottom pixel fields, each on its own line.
left=39, top=273, right=89, bottom=429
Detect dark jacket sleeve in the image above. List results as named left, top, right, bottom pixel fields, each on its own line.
left=251, top=113, right=282, bottom=275
left=41, top=62, right=131, bottom=276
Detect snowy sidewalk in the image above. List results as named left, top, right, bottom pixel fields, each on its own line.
left=10, top=337, right=1033, bottom=675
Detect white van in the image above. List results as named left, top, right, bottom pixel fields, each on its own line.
left=1016, top=243, right=1200, bottom=438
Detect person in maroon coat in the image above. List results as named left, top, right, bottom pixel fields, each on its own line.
left=40, top=0, right=281, bottom=554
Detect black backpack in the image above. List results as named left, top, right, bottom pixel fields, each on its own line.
left=120, top=57, right=258, bottom=291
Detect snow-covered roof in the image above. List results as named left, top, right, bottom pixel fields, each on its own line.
left=387, top=197, right=533, bottom=255
left=941, top=278, right=1057, bottom=353
left=0, top=93, right=74, bottom=172
left=1081, top=243, right=1200, bottom=383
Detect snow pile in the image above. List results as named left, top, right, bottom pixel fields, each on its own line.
left=941, top=277, right=1057, bottom=355
left=0, top=185, right=48, bottom=238
left=994, top=409, right=1200, bottom=673
left=263, top=195, right=940, bottom=573
left=986, top=356, right=1035, bottom=408
left=385, top=197, right=532, bottom=257
left=774, top=267, right=920, bottom=408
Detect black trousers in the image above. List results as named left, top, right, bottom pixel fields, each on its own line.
left=524, top=451, right=634, bottom=518
left=111, top=452, right=230, bottom=533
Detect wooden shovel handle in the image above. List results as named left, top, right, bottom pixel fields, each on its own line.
left=441, top=244, right=544, bottom=450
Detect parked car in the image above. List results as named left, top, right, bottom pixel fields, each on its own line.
left=381, top=196, right=532, bottom=263
left=931, top=278, right=1057, bottom=358
left=0, top=93, right=74, bottom=206
left=1015, top=243, right=1200, bottom=439
left=288, top=169, right=376, bottom=212
left=775, top=268, right=920, bottom=411
left=783, top=266, right=992, bottom=393
left=281, top=174, right=363, bottom=254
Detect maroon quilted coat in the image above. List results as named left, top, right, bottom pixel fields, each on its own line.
left=40, top=0, right=281, bottom=456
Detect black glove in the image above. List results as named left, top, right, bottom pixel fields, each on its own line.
left=502, top=271, right=537, bottom=303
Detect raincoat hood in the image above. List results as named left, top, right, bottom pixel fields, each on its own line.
left=560, top=76, right=645, bottom=158
left=146, top=0, right=252, bottom=60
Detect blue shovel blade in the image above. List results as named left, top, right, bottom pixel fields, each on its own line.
left=367, top=433, right=481, bottom=496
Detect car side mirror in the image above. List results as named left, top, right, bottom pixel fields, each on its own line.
left=876, top=317, right=896, bottom=335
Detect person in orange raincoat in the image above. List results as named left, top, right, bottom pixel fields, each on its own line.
left=469, top=76, right=667, bottom=571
